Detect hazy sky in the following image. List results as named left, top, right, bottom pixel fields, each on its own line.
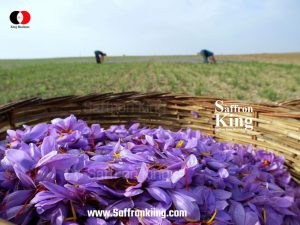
left=1, top=0, right=299, bottom=59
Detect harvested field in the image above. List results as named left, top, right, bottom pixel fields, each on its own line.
left=0, top=54, right=299, bottom=104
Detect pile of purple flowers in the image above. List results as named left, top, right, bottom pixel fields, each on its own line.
left=0, top=115, right=299, bottom=225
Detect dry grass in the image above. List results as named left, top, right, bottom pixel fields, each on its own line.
left=217, top=52, right=300, bottom=65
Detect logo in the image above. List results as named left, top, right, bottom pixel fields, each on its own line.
left=10, top=11, right=31, bottom=29
left=214, top=100, right=254, bottom=130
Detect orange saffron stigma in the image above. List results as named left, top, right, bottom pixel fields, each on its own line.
left=126, top=178, right=138, bottom=186
left=149, top=163, right=166, bottom=170
left=58, top=147, right=67, bottom=154
left=90, top=134, right=95, bottom=148
left=263, top=160, right=270, bottom=166
left=59, top=129, right=73, bottom=138
left=15, top=185, right=45, bottom=218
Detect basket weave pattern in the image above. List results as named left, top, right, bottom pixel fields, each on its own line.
left=0, top=92, right=299, bottom=181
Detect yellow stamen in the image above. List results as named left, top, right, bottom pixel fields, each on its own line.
left=201, top=152, right=211, bottom=156
left=126, top=178, right=137, bottom=186
left=136, top=208, right=144, bottom=223
left=183, top=203, right=201, bottom=222
left=184, top=217, right=199, bottom=223
left=86, top=151, right=96, bottom=156
left=64, top=201, right=77, bottom=222
left=108, top=152, right=121, bottom=163
left=206, top=210, right=217, bottom=224
left=113, top=152, right=121, bottom=159
left=58, top=148, right=66, bottom=154
left=262, top=207, right=267, bottom=224
left=176, top=140, right=184, bottom=148
left=150, top=163, right=166, bottom=170
left=157, top=164, right=166, bottom=170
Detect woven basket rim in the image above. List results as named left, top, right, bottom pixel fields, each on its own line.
left=0, top=92, right=299, bottom=182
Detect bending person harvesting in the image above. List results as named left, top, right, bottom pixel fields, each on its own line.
left=94, top=50, right=107, bottom=64
left=200, top=49, right=216, bottom=63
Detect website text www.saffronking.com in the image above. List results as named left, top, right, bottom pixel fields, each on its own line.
left=87, top=208, right=187, bottom=219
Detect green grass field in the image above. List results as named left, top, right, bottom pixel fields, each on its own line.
left=0, top=55, right=299, bottom=105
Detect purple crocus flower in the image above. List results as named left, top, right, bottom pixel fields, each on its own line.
left=0, top=115, right=299, bottom=225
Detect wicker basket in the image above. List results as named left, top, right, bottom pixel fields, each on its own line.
left=0, top=92, right=299, bottom=182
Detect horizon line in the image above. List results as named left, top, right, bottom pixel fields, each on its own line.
left=0, top=51, right=299, bottom=61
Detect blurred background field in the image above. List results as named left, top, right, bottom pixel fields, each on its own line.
left=0, top=53, right=299, bottom=105
left=218, top=52, right=300, bottom=65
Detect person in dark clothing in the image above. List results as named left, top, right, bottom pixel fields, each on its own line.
left=200, top=49, right=216, bottom=63
left=94, top=50, right=107, bottom=64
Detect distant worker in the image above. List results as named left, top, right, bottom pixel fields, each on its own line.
left=94, top=50, right=107, bottom=64
left=200, top=49, right=216, bottom=63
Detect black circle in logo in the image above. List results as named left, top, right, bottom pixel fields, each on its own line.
left=10, top=11, right=20, bottom=24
